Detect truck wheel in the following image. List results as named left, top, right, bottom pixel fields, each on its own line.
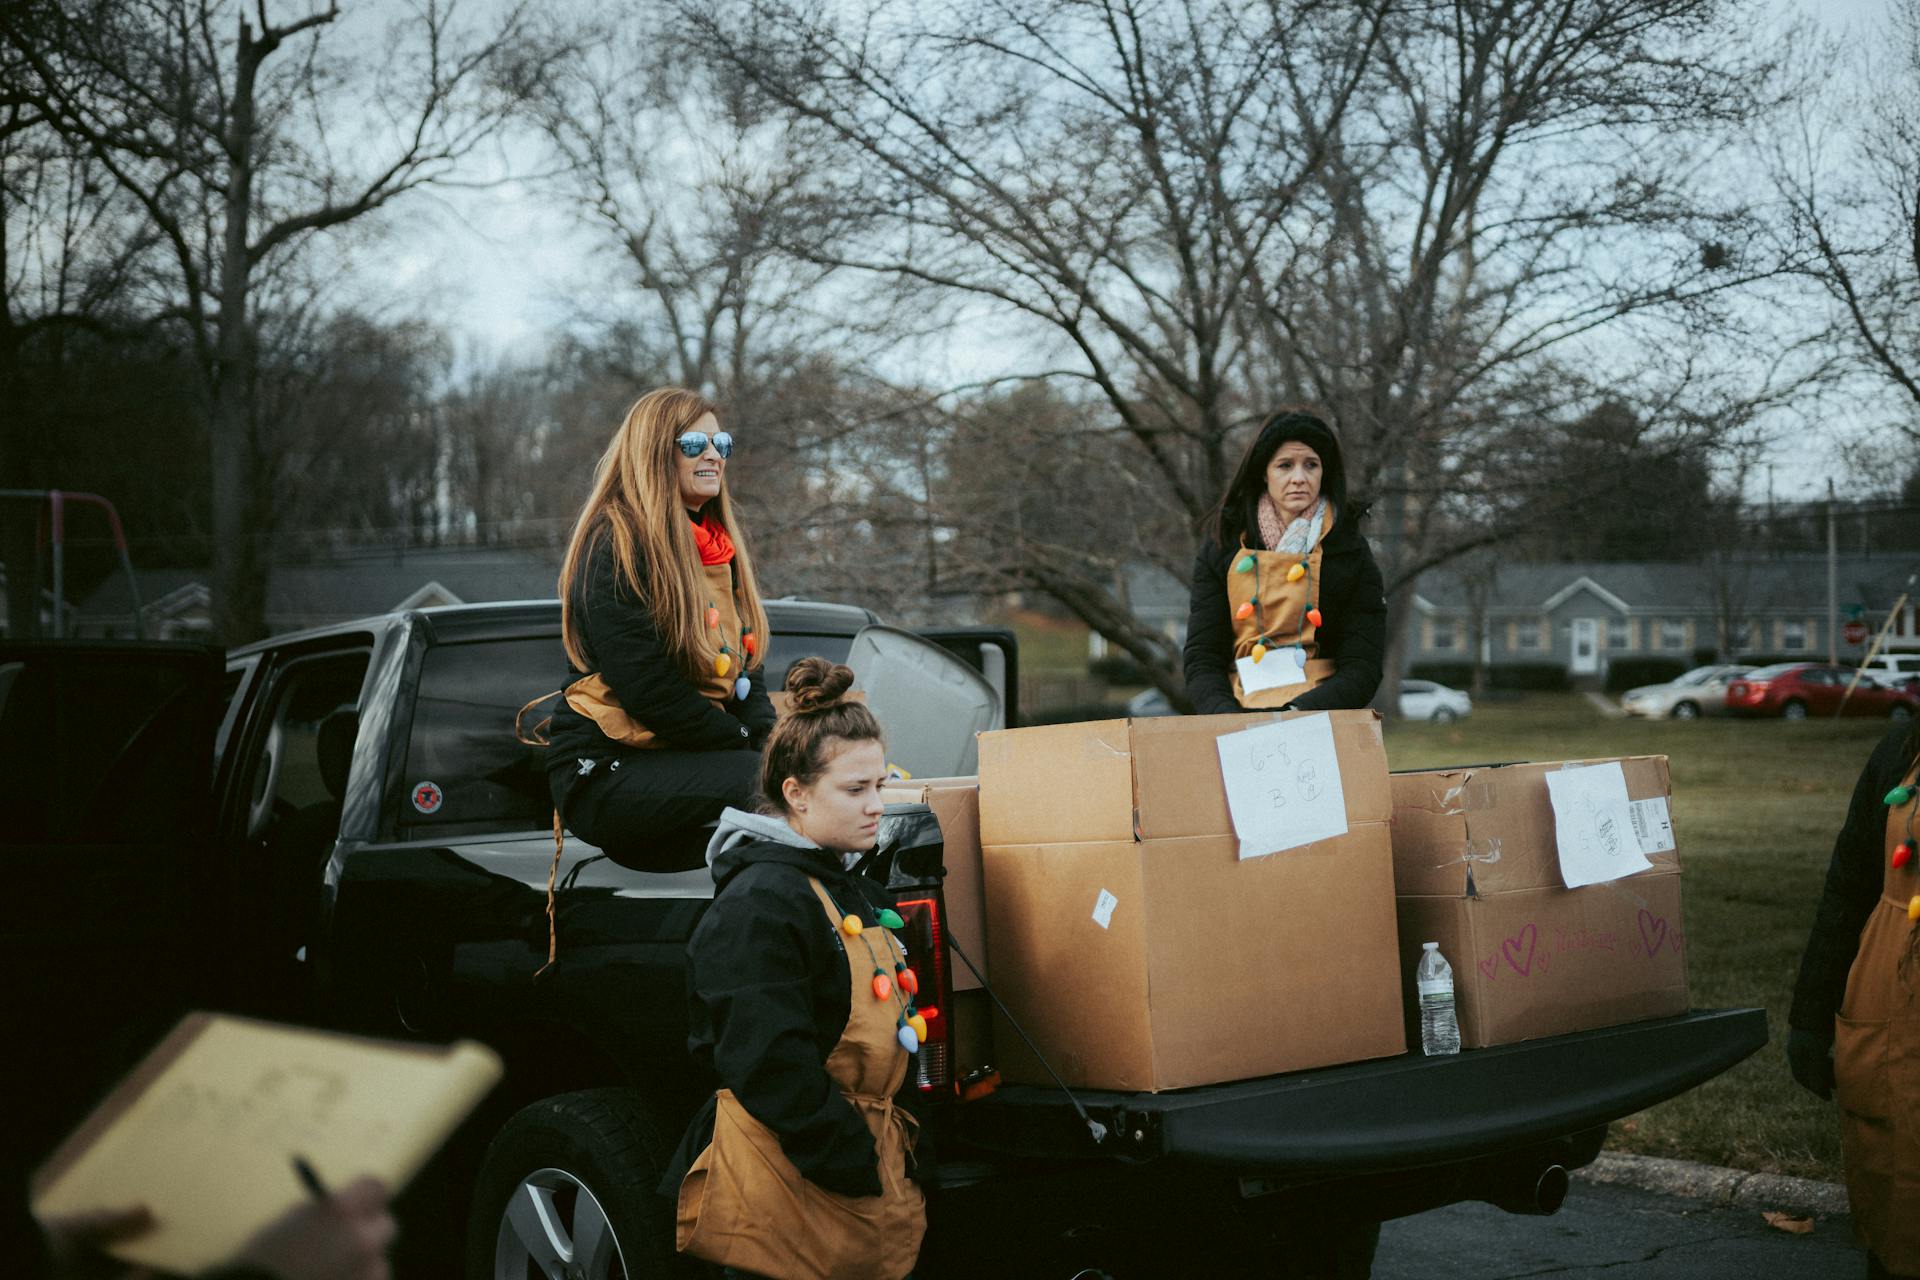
left=467, top=1089, right=678, bottom=1280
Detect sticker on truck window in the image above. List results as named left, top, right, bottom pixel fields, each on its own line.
left=1092, top=889, right=1119, bottom=929
left=411, top=781, right=444, bottom=815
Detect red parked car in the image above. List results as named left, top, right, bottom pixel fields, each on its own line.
left=1723, top=663, right=1920, bottom=720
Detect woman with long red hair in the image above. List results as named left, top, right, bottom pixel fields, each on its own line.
left=544, top=388, right=775, bottom=863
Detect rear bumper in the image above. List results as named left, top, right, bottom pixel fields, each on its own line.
left=948, top=1008, right=1765, bottom=1176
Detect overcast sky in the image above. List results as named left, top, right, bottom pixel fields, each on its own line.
left=339, top=0, right=1903, bottom=501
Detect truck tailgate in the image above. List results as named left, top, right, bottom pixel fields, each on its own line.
left=950, top=1008, right=1765, bottom=1173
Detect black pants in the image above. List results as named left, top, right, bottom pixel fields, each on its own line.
left=1869, top=1253, right=1919, bottom=1280
left=550, top=747, right=761, bottom=871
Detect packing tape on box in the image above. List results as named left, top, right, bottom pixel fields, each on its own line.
left=1427, top=836, right=1503, bottom=870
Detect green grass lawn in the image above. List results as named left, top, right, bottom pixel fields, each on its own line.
left=1383, top=693, right=1897, bottom=1183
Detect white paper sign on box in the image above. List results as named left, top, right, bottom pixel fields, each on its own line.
left=1215, top=713, right=1349, bottom=860
left=1236, top=647, right=1306, bottom=695
left=1545, top=761, right=1657, bottom=887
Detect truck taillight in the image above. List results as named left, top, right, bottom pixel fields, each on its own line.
left=891, top=896, right=952, bottom=1093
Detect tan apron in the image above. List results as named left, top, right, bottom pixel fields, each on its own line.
left=566, top=561, right=752, bottom=749
left=676, top=877, right=927, bottom=1280
left=1224, top=502, right=1339, bottom=708
left=1835, top=763, right=1920, bottom=1272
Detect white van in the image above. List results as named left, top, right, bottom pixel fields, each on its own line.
left=1862, top=653, right=1920, bottom=681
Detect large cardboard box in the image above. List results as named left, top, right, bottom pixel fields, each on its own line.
left=880, top=777, right=986, bottom=991
left=1390, top=757, right=1688, bottom=1049
left=977, top=711, right=1407, bottom=1092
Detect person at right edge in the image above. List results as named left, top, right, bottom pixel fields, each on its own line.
left=1184, top=408, right=1386, bottom=715
left=665, top=658, right=925, bottom=1280
left=1791, top=721, right=1920, bottom=1279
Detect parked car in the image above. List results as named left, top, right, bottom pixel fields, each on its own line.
left=1619, top=664, right=1752, bottom=720
left=1861, top=653, right=1920, bottom=682
left=1400, top=678, right=1471, bottom=722
left=1724, top=662, right=1920, bottom=720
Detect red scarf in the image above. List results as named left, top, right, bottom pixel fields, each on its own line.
left=690, top=513, right=736, bottom=566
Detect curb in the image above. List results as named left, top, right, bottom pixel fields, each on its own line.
left=1576, top=1152, right=1849, bottom=1218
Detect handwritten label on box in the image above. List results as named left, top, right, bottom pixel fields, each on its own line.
left=1545, top=762, right=1656, bottom=887
left=1215, top=713, right=1349, bottom=860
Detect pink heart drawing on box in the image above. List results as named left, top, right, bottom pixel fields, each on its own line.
left=1478, top=955, right=1499, bottom=982
left=1502, top=923, right=1538, bottom=977
left=1638, top=908, right=1668, bottom=957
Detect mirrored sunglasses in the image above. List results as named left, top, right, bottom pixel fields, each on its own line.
left=675, top=430, right=733, bottom=459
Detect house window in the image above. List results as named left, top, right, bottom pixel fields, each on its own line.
left=1515, top=621, right=1543, bottom=652
left=1606, top=619, right=1632, bottom=651
left=1780, top=620, right=1808, bottom=651
left=1427, top=619, right=1459, bottom=651
left=1655, top=620, right=1687, bottom=651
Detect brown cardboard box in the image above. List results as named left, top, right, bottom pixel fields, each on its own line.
left=977, top=711, right=1394, bottom=845
left=977, top=711, right=1406, bottom=1092
left=1390, top=758, right=1688, bottom=1049
left=880, top=777, right=987, bottom=991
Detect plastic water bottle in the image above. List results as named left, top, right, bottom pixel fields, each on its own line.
left=1417, top=941, right=1461, bottom=1056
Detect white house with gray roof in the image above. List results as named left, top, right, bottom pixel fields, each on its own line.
left=1406, top=555, right=1920, bottom=680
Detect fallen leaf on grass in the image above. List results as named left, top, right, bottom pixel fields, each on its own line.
left=1762, top=1211, right=1814, bottom=1235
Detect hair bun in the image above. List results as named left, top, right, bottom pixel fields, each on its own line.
left=784, top=657, right=856, bottom=713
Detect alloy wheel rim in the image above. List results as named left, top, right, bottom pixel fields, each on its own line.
left=494, top=1166, right=628, bottom=1280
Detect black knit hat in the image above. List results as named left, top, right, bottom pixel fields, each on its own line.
left=1211, top=409, right=1349, bottom=546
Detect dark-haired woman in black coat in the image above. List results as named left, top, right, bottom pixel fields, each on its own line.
left=1184, top=409, right=1387, bottom=714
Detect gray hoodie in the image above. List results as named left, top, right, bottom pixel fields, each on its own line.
left=705, top=805, right=862, bottom=871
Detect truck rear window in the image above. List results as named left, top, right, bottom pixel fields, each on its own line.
left=400, top=637, right=557, bottom=835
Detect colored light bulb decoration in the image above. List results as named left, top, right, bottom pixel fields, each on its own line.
left=872, top=971, right=892, bottom=1000
left=715, top=652, right=732, bottom=677
left=1287, top=562, right=1307, bottom=583
left=1896, top=843, right=1915, bottom=870
left=705, top=605, right=720, bottom=629
left=896, top=964, right=918, bottom=996
left=1910, top=894, right=1920, bottom=923
left=1235, top=555, right=1255, bottom=572
left=907, top=1013, right=928, bottom=1041
left=897, top=1025, right=920, bottom=1053
left=743, top=631, right=756, bottom=656
left=1306, top=606, right=1323, bottom=629
left=734, top=675, right=751, bottom=701
left=840, top=914, right=863, bottom=937
left=877, top=908, right=905, bottom=930
left=1888, top=785, right=1915, bottom=807
left=1235, top=601, right=1256, bottom=620
left=1251, top=643, right=1267, bottom=662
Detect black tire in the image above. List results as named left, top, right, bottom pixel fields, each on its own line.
left=1670, top=701, right=1700, bottom=720
left=467, top=1089, right=679, bottom=1280
left=1431, top=708, right=1458, bottom=724
left=1893, top=704, right=1915, bottom=722
left=1781, top=699, right=1809, bottom=721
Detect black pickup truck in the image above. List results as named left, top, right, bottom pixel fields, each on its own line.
left=6, top=601, right=1766, bottom=1278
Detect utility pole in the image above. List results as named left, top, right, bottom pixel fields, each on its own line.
left=1827, top=478, right=1838, bottom=663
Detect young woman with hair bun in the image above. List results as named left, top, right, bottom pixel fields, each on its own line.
left=542, top=387, right=776, bottom=864
left=664, top=657, right=926, bottom=1280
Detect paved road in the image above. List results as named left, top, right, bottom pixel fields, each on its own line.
left=1376, top=1180, right=1864, bottom=1279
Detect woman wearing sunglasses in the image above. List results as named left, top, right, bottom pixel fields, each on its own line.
left=543, top=387, right=776, bottom=863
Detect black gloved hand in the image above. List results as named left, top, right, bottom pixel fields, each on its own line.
left=1787, top=1027, right=1835, bottom=1100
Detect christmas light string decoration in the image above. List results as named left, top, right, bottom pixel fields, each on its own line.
left=706, top=598, right=755, bottom=701
left=1234, top=549, right=1322, bottom=669
left=1883, top=782, right=1920, bottom=921
left=826, top=888, right=926, bottom=1053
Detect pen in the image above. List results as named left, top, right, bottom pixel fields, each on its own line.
left=292, top=1155, right=330, bottom=1201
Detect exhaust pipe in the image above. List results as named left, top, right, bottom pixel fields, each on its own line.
left=1487, top=1163, right=1570, bottom=1216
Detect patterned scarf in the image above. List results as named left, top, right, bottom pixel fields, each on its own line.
left=1257, top=494, right=1328, bottom=554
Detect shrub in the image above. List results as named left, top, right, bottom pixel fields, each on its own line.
left=1605, top=658, right=1689, bottom=694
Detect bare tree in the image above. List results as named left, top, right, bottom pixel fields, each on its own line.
left=1771, top=0, right=1920, bottom=429
left=683, top=0, right=1791, bottom=707
left=4, top=0, right=540, bottom=639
